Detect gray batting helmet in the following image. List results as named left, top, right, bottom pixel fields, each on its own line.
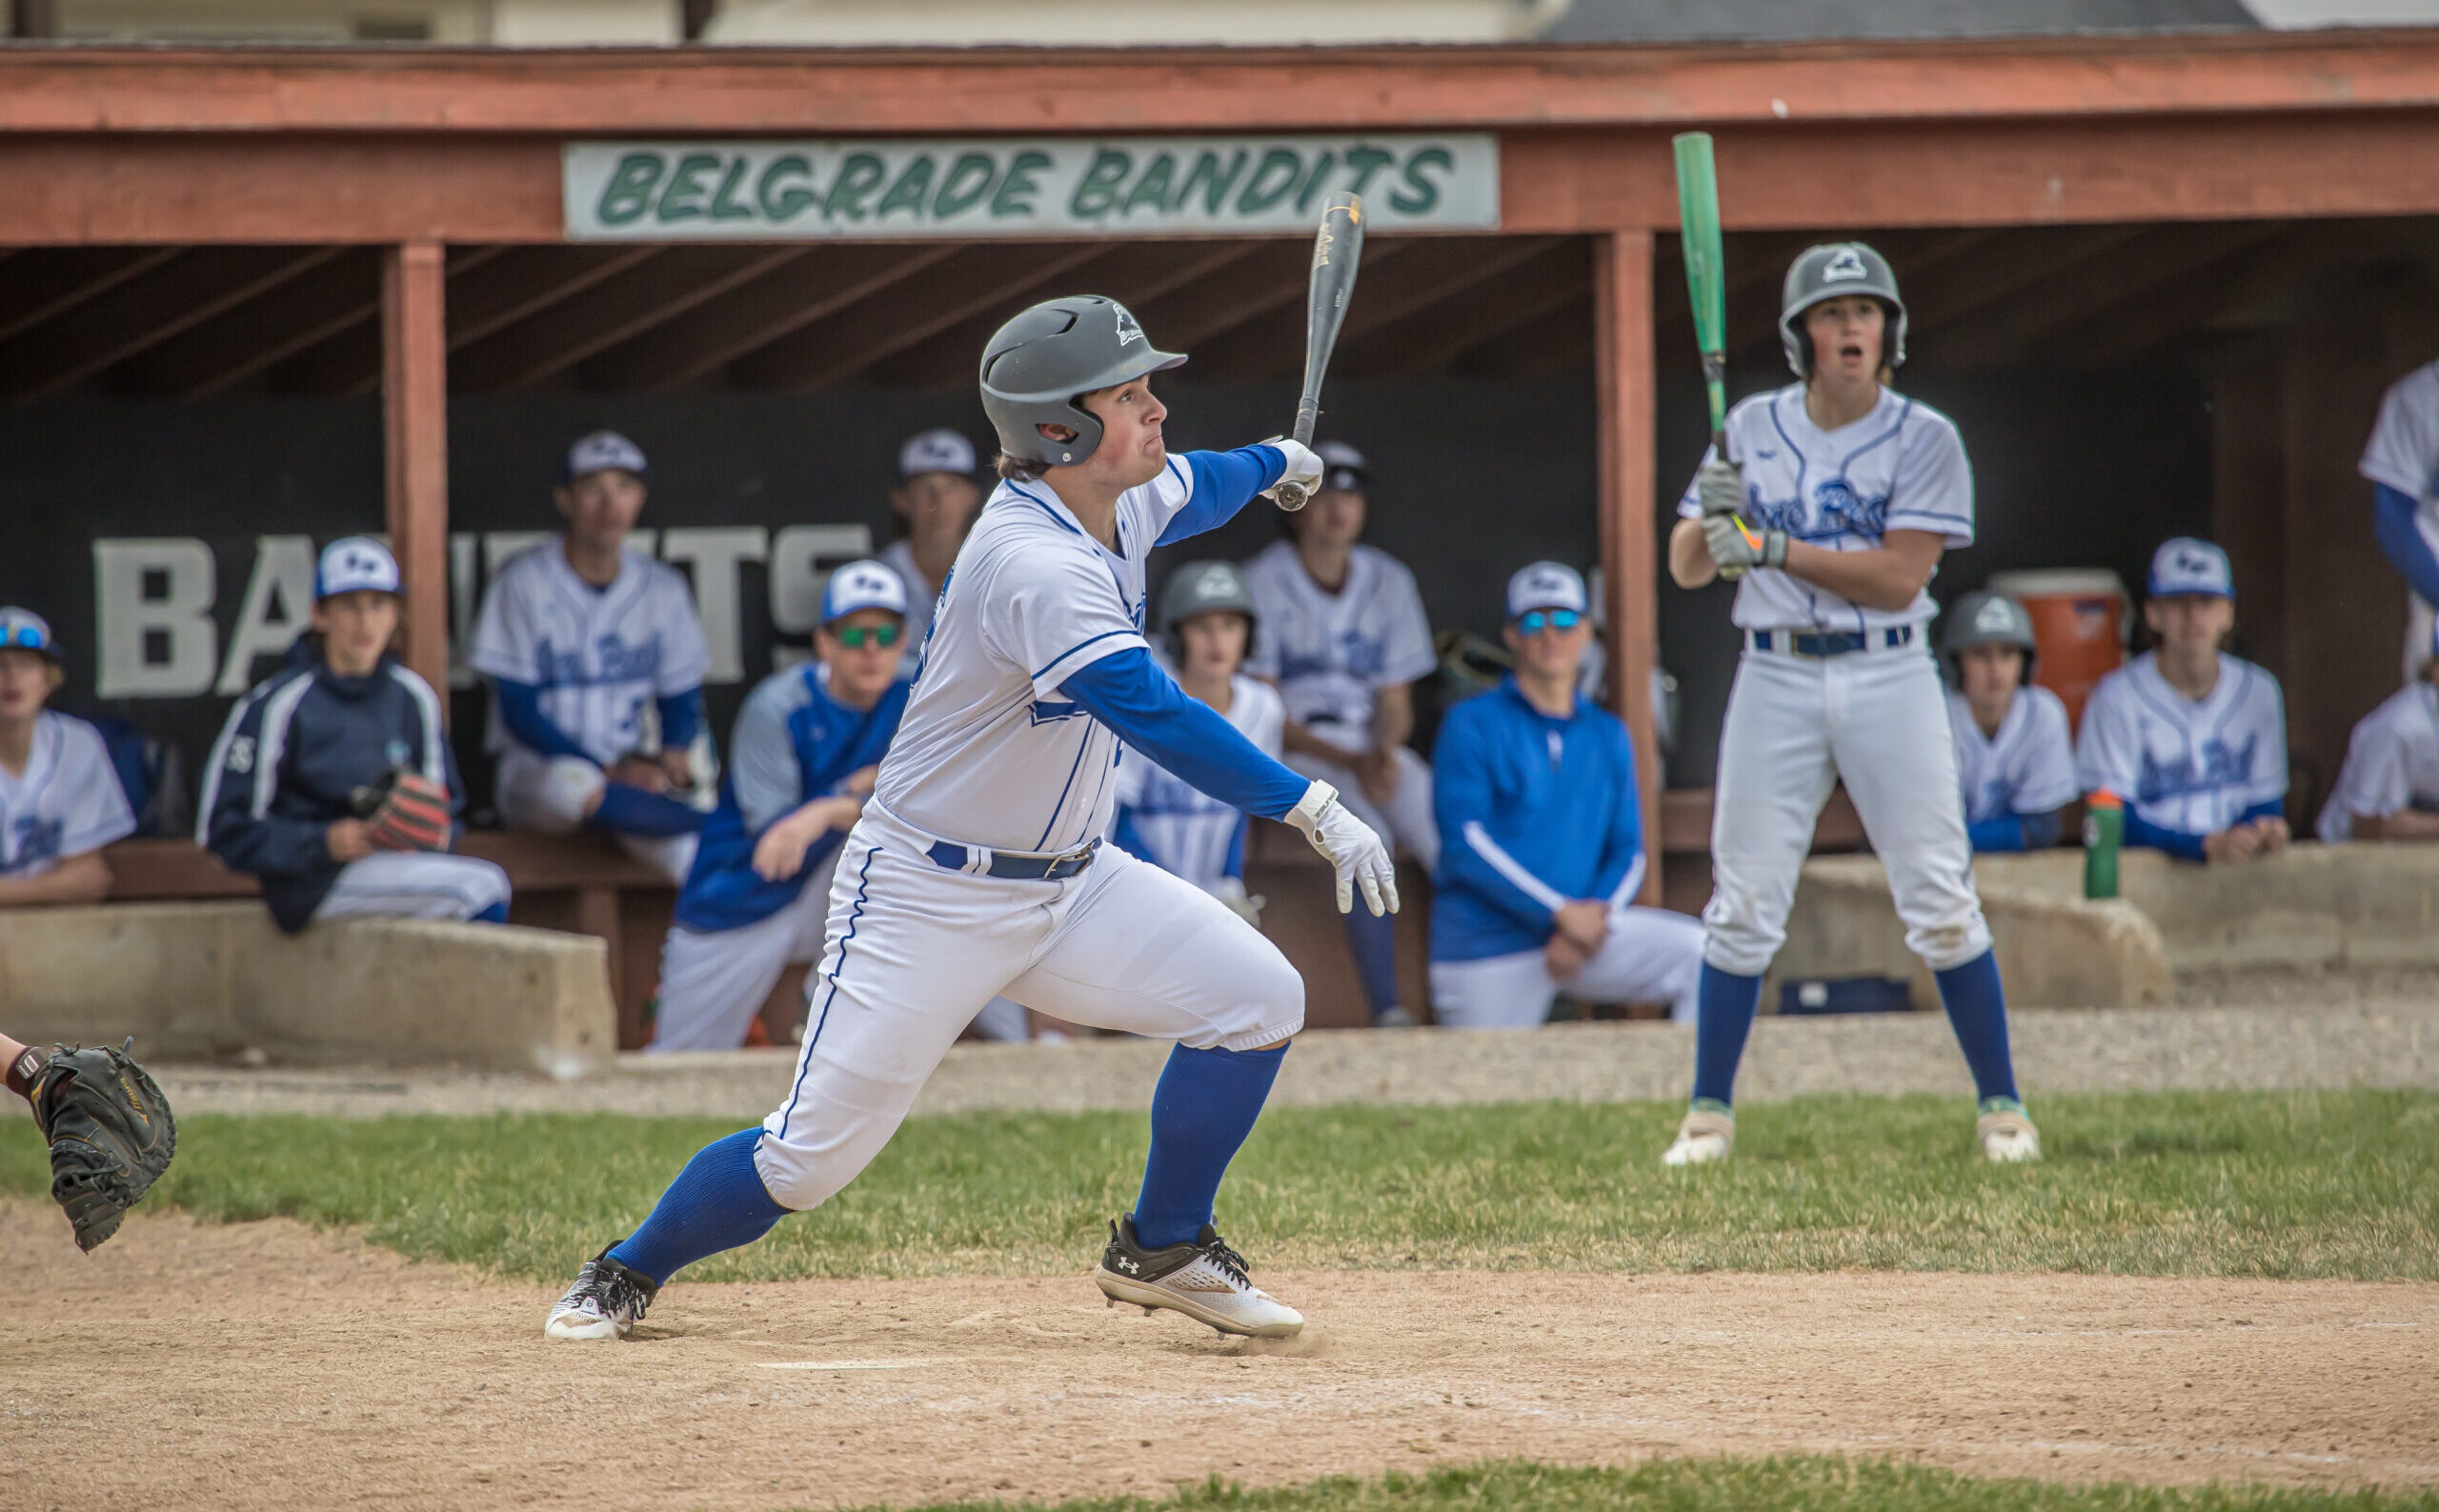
left=1781, top=242, right=1907, bottom=377
left=1159, top=559, right=1259, bottom=644
left=978, top=295, right=1185, bottom=468
left=1942, top=589, right=2039, bottom=680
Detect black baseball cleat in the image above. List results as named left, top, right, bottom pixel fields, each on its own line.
left=1094, top=1217, right=1304, bottom=1338
left=545, top=1244, right=661, bottom=1341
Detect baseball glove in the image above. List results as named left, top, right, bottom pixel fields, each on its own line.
left=30, top=1038, right=176, bottom=1253
left=350, top=768, right=453, bottom=852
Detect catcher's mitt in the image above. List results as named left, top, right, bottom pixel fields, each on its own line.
left=29, top=1038, right=176, bottom=1253
left=349, top=768, right=453, bottom=852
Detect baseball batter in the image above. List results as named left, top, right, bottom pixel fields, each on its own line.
left=2363, top=360, right=2439, bottom=684
left=1430, top=562, right=1703, bottom=1029
left=470, top=432, right=713, bottom=884
left=0, top=608, right=136, bottom=905
left=547, top=294, right=1389, bottom=1344
left=1940, top=590, right=2077, bottom=853
left=1665, top=242, right=2037, bottom=1167
left=649, top=561, right=913, bottom=1054
left=879, top=427, right=985, bottom=677
left=1112, top=560, right=1284, bottom=925
left=2319, top=624, right=2439, bottom=841
left=2076, top=538, right=2289, bottom=864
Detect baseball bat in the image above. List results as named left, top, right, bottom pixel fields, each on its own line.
left=1670, top=131, right=1764, bottom=565
left=1271, top=192, right=1365, bottom=513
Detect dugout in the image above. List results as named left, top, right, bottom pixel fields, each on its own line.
left=4, top=34, right=2439, bottom=1024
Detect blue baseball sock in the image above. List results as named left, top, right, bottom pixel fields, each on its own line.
left=588, top=781, right=706, bottom=838
left=1130, top=1040, right=1289, bottom=1249
left=472, top=902, right=508, bottom=924
left=607, top=1128, right=790, bottom=1284
left=1933, top=950, right=2021, bottom=1105
left=1342, top=905, right=1402, bottom=1020
left=1689, top=963, right=1764, bottom=1109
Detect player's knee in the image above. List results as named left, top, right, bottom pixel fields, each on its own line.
left=1908, top=915, right=1991, bottom=973
left=536, top=756, right=607, bottom=828
left=458, top=858, right=512, bottom=918
left=1202, top=938, right=1304, bottom=1050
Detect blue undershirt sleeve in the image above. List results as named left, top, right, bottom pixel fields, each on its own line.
left=1967, top=815, right=2029, bottom=853
left=494, top=679, right=594, bottom=762
left=1059, top=648, right=1310, bottom=821
left=2123, top=807, right=2209, bottom=862
left=2235, top=796, right=2287, bottom=828
left=1155, top=446, right=1288, bottom=546
left=655, top=688, right=704, bottom=750
left=2373, top=484, right=2439, bottom=606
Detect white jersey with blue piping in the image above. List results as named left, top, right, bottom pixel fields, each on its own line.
left=0, top=710, right=135, bottom=877
left=1676, top=383, right=1973, bottom=634
left=2074, top=651, right=2288, bottom=837
left=876, top=456, right=1217, bottom=856
left=1241, top=540, right=1436, bottom=733
left=2317, top=681, right=2439, bottom=841
left=1945, top=685, right=2078, bottom=825
left=1113, top=672, right=1284, bottom=892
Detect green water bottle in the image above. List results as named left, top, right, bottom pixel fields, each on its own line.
left=2084, top=790, right=2123, bottom=900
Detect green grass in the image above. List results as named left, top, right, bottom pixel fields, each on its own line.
left=858, top=1459, right=2439, bottom=1512
left=2, top=1091, right=2432, bottom=1284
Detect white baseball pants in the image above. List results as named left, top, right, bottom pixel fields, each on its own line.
left=1428, top=905, right=1704, bottom=1029
left=310, top=851, right=511, bottom=924
left=1704, top=641, right=1991, bottom=977
left=494, top=748, right=697, bottom=884
left=1285, top=746, right=1441, bottom=872
left=648, top=846, right=844, bottom=1055
left=753, top=804, right=1304, bottom=1212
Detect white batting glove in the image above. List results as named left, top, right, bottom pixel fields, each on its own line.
left=1695, top=457, right=1745, bottom=518
left=1703, top=510, right=1786, bottom=575
left=1258, top=437, right=1324, bottom=504
left=1285, top=779, right=1399, bottom=917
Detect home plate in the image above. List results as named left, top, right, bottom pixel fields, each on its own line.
left=757, top=1358, right=955, bottom=1371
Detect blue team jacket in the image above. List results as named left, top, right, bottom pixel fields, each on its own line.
left=200, top=642, right=463, bottom=934
left=1430, top=676, right=1648, bottom=962
left=675, top=668, right=911, bottom=933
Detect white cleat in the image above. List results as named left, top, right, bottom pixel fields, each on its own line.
left=1978, top=1103, right=2043, bottom=1162
left=1095, top=1218, right=1303, bottom=1339
left=545, top=1246, right=660, bottom=1340
left=1661, top=1104, right=1735, bottom=1167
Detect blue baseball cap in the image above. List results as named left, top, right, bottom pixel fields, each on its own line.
left=0, top=606, right=56, bottom=658
left=821, top=559, right=909, bottom=625
left=316, top=536, right=401, bottom=600
left=1506, top=561, right=1589, bottom=620
left=563, top=430, right=649, bottom=484
left=2147, top=537, right=2233, bottom=600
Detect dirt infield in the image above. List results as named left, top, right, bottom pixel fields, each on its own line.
left=4, top=1205, right=2431, bottom=1511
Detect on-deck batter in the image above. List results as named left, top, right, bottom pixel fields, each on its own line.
left=1663, top=242, right=2038, bottom=1167
left=544, top=294, right=1393, bottom=1344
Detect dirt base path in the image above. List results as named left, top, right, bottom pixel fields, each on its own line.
left=3, top=1206, right=2432, bottom=1512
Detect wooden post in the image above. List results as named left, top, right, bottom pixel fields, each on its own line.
left=1593, top=229, right=1662, bottom=902
left=382, top=241, right=450, bottom=705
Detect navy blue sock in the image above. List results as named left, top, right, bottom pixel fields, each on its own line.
left=472, top=901, right=508, bottom=924
left=1342, top=905, right=1402, bottom=1019
left=1933, top=950, right=2020, bottom=1105
left=607, top=1128, right=790, bottom=1284
left=1689, top=963, right=1764, bottom=1109
left=1131, top=1040, right=1289, bottom=1249
left=588, top=781, right=706, bottom=838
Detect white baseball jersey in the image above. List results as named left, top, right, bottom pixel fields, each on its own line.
left=1945, top=685, right=2078, bottom=824
left=469, top=538, right=712, bottom=765
left=878, top=538, right=942, bottom=679
left=1114, top=673, right=1284, bottom=891
left=2317, top=682, right=2439, bottom=841
left=2075, top=652, right=2288, bottom=836
left=876, top=461, right=1208, bottom=855
left=1241, top=539, right=1436, bottom=733
left=1677, top=384, right=1973, bottom=634
left=0, top=711, right=135, bottom=877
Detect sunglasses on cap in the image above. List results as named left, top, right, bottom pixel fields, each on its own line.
left=830, top=623, right=902, bottom=650
left=1514, top=609, right=1582, bottom=635
left=2, top=625, right=48, bottom=651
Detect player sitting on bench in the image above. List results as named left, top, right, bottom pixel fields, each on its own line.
left=1939, top=589, right=2075, bottom=853
left=2318, top=622, right=2439, bottom=842
left=0, top=608, right=135, bottom=906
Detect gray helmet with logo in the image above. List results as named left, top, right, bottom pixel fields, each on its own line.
left=1159, top=559, right=1259, bottom=648
left=979, top=295, right=1186, bottom=468
left=1781, top=242, right=1907, bottom=377
left=1941, top=589, right=2038, bottom=680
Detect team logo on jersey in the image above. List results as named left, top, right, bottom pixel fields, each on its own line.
left=8, top=816, right=63, bottom=871
left=1810, top=478, right=1889, bottom=540
left=2138, top=734, right=2259, bottom=803
left=1821, top=247, right=1870, bottom=283
left=1112, top=304, right=1146, bottom=347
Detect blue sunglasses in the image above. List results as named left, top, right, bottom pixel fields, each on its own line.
left=1514, top=609, right=1582, bottom=635
left=1, top=625, right=47, bottom=651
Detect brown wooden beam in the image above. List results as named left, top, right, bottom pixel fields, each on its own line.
left=452, top=246, right=804, bottom=392
left=0, top=247, right=183, bottom=343
left=1195, top=235, right=1562, bottom=382
left=0, top=245, right=340, bottom=400
left=1131, top=240, right=1321, bottom=353
left=1933, top=223, right=2288, bottom=370
left=110, top=249, right=383, bottom=396
left=1452, top=293, right=1593, bottom=377
left=383, top=241, right=450, bottom=705
left=1594, top=229, right=1661, bottom=903
left=1355, top=241, right=1590, bottom=374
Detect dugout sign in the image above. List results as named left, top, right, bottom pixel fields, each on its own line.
left=562, top=135, right=1499, bottom=240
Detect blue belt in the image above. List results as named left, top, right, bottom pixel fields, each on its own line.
left=1745, top=625, right=1915, bottom=658
left=925, top=837, right=1100, bottom=881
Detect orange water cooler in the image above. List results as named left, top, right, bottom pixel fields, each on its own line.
left=1985, top=568, right=2128, bottom=734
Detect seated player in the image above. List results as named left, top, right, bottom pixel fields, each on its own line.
left=201, top=538, right=510, bottom=932
left=471, top=431, right=713, bottom=884
left=1940, top=590, right=2076, bottom=852
left=0, top=608, right=135, bottom=905
left=651, top=562, right=914, bottom=1054
left=1110, top=559, right=1285, bottom=927
left=2076, top=538, right=2289, bottom=864
left=878, top=427, right=983, bottom=675
left=1430, top=562, right=1702, bottom=1028
left=1243, top=440, right=1438, bottom=1026
left=2318, top=624, right=2439, bottom=842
